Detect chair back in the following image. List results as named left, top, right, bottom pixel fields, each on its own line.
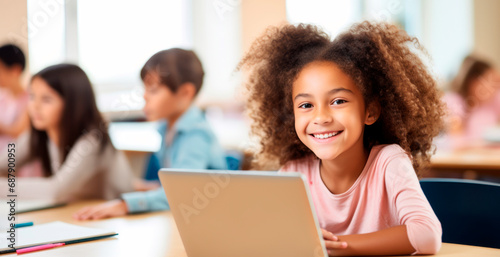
left=420, top=178, right=500, bottom=248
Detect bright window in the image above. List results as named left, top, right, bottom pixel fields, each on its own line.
left=27, top=0, right=192, bottom=114
left=77, top=0, right=192, bottom=90
left=27, top=0, right=66, bottom=74
left=286, top=0, right=362, bottom=38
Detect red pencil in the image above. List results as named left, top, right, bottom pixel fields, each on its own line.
left=16, top=243, right=65, bottom=254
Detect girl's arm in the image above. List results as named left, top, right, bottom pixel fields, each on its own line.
left=0, top=133, right=126, bottom=202
left=383, top=157, right=442, bottom=255
left=327, top=225, right=414, bottom=256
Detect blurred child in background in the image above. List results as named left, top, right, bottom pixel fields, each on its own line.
left=0, top=44, right=42, bottom=177
left=0, top=64, right=135, bottom=202
left=74, top=48, right=227, bottom=220
left=443, top=55, right=500, bottom=145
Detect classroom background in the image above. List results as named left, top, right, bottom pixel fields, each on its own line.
left=1, top=0, right=500, bottom=256
left=2, top=0, right=499, bottom=179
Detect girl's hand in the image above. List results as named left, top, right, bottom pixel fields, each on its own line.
left=73, top=199, right=128, bottom=220
left=321, top=228, right=348, bottom=255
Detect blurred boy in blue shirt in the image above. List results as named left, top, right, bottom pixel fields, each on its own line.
left=74, top=48, right=226, bottom=219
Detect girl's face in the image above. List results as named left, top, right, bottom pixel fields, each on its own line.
left=292, top=61, right=377, bottom=161
left=142, top=71, right=183, bottom=122
left=468, top=69, right=500, bottom=104
left=28, top=77, right=64, bottom=131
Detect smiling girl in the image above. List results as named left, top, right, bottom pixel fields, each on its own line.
left=240, top=22, right=445, bottom=256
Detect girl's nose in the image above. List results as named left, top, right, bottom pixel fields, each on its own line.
left=313, top=106, right=333, bottom=124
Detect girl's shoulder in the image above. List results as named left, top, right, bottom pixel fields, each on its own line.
left=368, top=144, right=417, bottom=181
left=372, top=144, right=406, bottom=156
left=67, top=129, right=114, bottom=158
left=369, top=144, right=410, bottom=167
left=279, top=155, right=319, bottom=175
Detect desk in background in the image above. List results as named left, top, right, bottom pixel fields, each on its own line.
left=108, top=114, right=253, bottom=174
left=6, top=201, right=500, bottom=257
left=108, top=109, right=251, bottom=154
left=429, top=145, right=500, bottom=179
left=108, top=122, right=162, bottom=177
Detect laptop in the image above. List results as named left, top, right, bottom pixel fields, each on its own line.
left=158, top=168, right=328, bottom=257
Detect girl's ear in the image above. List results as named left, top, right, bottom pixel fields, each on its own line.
left=365, top=101, right=381, bottom=125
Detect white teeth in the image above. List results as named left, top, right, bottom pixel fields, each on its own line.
left=313, top=132, right=340, bottom=139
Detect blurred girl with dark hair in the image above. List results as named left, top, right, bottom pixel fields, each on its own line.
left=0, top=64, right=134, bottom=202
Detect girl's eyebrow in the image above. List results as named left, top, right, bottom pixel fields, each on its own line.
left=293, top=87, right=354, bottom=101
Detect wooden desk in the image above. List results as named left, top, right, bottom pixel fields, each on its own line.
left=6, top=201, right=500, bottom=256
left=430, top=145, right=500, bottom=178
left=6, top=201, right=187, bottom=257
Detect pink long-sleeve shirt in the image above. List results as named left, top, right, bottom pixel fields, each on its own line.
left=279, top=144, right=442, bottom=255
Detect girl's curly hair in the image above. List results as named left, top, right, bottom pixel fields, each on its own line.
left=239, top=21, right=446, bottom=174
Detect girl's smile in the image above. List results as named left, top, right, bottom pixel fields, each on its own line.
left=310, top=130, right=343, bottom=141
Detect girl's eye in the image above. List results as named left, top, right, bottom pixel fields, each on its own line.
left=298, top=103, right=313, bottom=109
left=332, top=99, right=347, bottom=105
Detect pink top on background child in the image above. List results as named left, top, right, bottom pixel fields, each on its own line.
left=0, top=88, right=42, bottom=177
left=443, top=91, right=500, bottom=141
left=279, top=144, right=442, bottom=255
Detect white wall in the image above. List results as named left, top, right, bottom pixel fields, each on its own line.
left=191, top=0, right=243, bottom=106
